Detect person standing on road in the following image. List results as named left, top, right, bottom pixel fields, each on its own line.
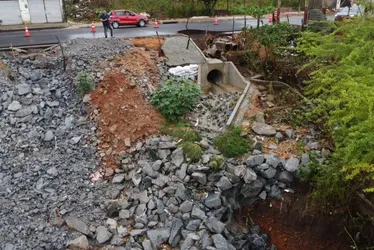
left=100, top=10, right=113, bottom=38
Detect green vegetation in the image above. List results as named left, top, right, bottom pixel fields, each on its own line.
left=160, top=123, right=201, bottom=142
left=180, top=141, right=203, bottom=163
left=160, top=121, right=203, bottom=162
left=76, top=71, right=94, bottom=96
left=231, top=5, right=275, bottom=28
left=67, top=0, right=305, bottom=20
left=300, top=153, right=355, bottom=209
left=209, top=155, right=224, bottom=172
left=151, top=78, right=201, bottom=121
left=239, top=22, right=300, bottom=77
left=214, top=126, right=251, bottom=158
left=298, top=18, right=374, bottom=195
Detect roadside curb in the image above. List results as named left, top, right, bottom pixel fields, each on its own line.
left=0, top=25, right=69, bottom=32
left=0, top=13, right=305, bottom=32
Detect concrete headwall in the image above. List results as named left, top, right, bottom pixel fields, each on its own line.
left=198, top=59, right=248, bottom=90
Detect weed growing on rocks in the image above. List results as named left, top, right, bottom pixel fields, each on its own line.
left=179, top=141, right=203, bottom=163
left=161, top=122, right=203, bottom=162
left=210, top=155, right=225, bottom=172
left=76, top=71, right=94, bottom=96
left=160, top=122, right=201, bottom=142
left=151, top=78, right=201, bottom=121
left=214, top=126, right=251, bottom=158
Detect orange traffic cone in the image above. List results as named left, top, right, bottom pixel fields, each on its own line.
left=214, top=16, right=218, bottom=25
left=268, top=15, right=272, bottom=23
left=91, top=22, right=96, bottom=33
left=154, top=19, right=159, bottom=28
left=25, top=26, right=30, bottom=37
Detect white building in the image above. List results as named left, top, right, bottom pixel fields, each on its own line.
left=0, top=0, right=65, bottom=25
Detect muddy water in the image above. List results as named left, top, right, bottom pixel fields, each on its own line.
left=202, top=83, right=242, bottom=95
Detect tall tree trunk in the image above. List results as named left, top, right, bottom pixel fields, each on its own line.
left=203, top=0, right=218, bottom=15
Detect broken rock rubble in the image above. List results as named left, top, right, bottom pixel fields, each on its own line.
left=0, top=37, right=327, bottom=250
left=71, top=134, right=311, bottom=249
left=0, top=38, right=132, bottom=250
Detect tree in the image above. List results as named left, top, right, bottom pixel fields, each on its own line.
left=202, top=0, right=218, bottom=15
left=231, top=5, right=275, bottom=28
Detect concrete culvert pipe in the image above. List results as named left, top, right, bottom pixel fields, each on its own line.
left=207, top=69, right=223, bottom=85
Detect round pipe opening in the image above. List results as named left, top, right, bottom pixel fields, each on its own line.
left=207, top=69, right=223, bottom=85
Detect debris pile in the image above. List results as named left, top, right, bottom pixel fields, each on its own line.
left=204, top=36, right=239, bottom=61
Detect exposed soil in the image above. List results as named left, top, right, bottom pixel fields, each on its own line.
left=90, top=71, right=163, bottom=168
left=89, top=40, right=164, bottom=169
left=114, top=48, right=160, bottom=86
left=238, top=181, right=352, bottom=250
left=129, top=37, right=164, bottom=50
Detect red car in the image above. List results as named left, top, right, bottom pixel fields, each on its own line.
left=109, top=10, right=149, bottom=28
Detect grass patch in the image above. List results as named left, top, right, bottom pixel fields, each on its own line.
left=214, top=126, right=251, bottom=158
left=160, top=122, right=201, bottom=142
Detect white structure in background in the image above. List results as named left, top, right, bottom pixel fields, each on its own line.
left=168, top=64, right=199, bottom=80
left=0, top=0, right=64, bottom=25
left=336, top=0, right=342, bottom=9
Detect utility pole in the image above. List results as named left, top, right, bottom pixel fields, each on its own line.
left=303, top=0, right=309, bottom=25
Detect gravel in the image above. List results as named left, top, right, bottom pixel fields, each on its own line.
left=0, top=36, right=326, bottom=250
left=0, top=38, right=131, bottom=250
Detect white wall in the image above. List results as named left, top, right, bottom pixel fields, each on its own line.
left=18, top=0, right=31, bottom=23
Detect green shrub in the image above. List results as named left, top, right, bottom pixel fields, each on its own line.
left=238, top=23, right=300, bottom=77
left=76, top=71, right=94, bottom=96
left=180, top=141, right=202, bottom=163
left=298, top=18, right=374, bottom=195
left=300, top=153, right=355, bottom=209
left=151, top=78, right=202, bottom=121
left=209, top=155, right=224, bottom=173
left=214, top=126, right=251, bottom=158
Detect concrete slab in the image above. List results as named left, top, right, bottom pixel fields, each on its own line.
left=162, top=36, right=206, bottom=66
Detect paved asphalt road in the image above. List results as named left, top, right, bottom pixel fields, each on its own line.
left=0, top=17, right=305, bottom=49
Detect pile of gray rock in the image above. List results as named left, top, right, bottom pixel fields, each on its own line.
left=62, top=38, right=132, bottom=82
left=63, top=133, right=309, bottom=250
left=189, top=92, right=242, bottom=137
left=0, top=37, right=321, bottom=250
left=0, top=38, right=131, bottom=250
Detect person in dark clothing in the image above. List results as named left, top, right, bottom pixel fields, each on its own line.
left=100, top=10, right=113, bottom=38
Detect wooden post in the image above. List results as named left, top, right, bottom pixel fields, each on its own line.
left=232, top=16, right=235, bottom=40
